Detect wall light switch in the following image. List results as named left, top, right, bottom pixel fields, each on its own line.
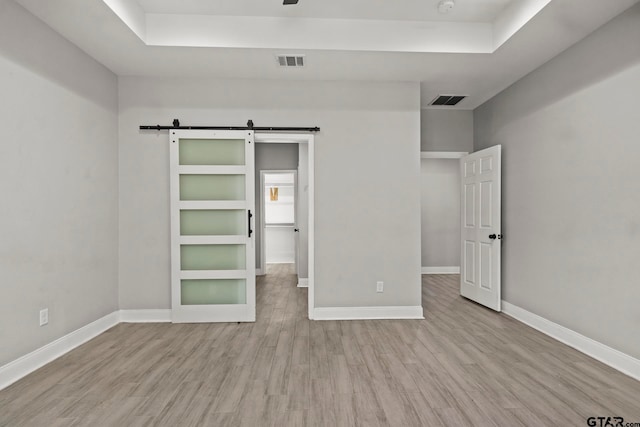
left=39, top=308, right=48, bottom=326
left=376, top=281, right=384, bottom=293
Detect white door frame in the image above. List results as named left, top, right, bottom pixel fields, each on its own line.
left=259, top=169, right=298, bottom=272
left=255, top=133, right=315, bottom=320
left=420, top=151, right=468, bottom=275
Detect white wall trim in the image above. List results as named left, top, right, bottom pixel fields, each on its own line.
left=297, top=278, right=309, bottom=288
left=502, top=301, right=640, bottom=381
left=119, top=309, right=172, bottom=323
left=255, top=268, right=265, bottom=276
left=313, top=306, right=424, bottom=321
left=422, top=266, right=460, bottom=274
left=421, top=151, right=468, bottom=159
left=0, top=311, right=120, bottom=391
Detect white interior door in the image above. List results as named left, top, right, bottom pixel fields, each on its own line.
left=460, top=145, right=502, bottom=311
left=170, top=130, right=255, bottom=323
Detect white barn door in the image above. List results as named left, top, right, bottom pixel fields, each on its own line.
left=460, top=145, right=502, bottom=311
left=170, top=130, right=256, bottom=323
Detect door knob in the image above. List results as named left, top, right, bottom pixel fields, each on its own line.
left=294, top=228, right=299, bottom=232
left=489, top=234, right=503, bottom=240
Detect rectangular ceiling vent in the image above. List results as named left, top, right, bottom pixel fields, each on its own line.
left=430, top=95, right=467, bottom=106
left=277, top=54, right=305, bottom=67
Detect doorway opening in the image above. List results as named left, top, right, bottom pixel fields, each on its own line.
left=419, top=151, right=467, bottom=275
left=255, top=133, right=315, bottom=319
left=260, top=170, right=298, bottom=273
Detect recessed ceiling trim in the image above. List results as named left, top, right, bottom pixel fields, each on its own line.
left=493, top=0, right=552, bottom=49
left=101, top=0, right=552, bottom=53
left=134, top=0, right=511, bottom=21
left=102, top=0, right=146, bottom=41
left=16, top=0, right=640, bottom=111
left=145, top=14, right=493, bottom=53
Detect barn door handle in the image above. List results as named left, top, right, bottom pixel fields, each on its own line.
left=248, top=210, right=253, bottom=238
left=489, top=234, right=503, bottom=240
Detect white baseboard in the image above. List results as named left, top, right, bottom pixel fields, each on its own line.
left=0, top=309, right=175, bottom=391
left=297, top=278, right=309, bottom=288
left=120, top=309, right=171, bottom=323
left=421, top=266, right=460, bottom=274
left=0, top=311, right=120, bottom=391
left=313, top=306, right=424, bottom=321
left=502, top=301, right=640, bottom=381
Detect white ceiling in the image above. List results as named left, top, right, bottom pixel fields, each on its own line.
left=135, top=0, right=512, bottom=22
left=102, top=0, right=553, bottom=54
left=13, top=0, right=640, bottom=109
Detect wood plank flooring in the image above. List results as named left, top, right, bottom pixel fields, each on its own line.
left=1, top=264, right=639, bottom=426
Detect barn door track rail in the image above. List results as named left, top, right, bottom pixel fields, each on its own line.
left=140, top=119, right=320, bottom=133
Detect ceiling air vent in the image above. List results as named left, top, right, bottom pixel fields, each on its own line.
left=277, top=55, right=305, bottom=67
left=430, top=95, right=467, bottom=106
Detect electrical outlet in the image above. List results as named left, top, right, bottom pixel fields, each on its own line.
left=376, top=281, right=384, bottom=293
left=39, top=308, right=48, bottom=326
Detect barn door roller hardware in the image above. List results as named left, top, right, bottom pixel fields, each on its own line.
left=139, top=119, right=320, bottom=133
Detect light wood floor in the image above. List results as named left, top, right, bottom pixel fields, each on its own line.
left=1, top=264, right=639, bottom=426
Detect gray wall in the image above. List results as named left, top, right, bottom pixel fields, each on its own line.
left=0, top=1, right=119, bottom=366
left=118, top=78, right=422, bottom=309
left=255, top=143, right=298, bottom=271
left=474, top=4, right=640, bottom=359
left=420, top=159, right=460, bottom=268
left=421, top=109, right=473, bottom=152
left=297, top=144, right=309, bottom=279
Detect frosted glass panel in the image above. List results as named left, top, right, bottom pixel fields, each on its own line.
left=181, top=279, right=246, bottom=305
left=181, top=244, right=245, bottom=270
left=180, top=175, right=245, bottom=200
left=179, top=139, right=245, bottom=165
left=181, top=210, right=244, bottom=236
